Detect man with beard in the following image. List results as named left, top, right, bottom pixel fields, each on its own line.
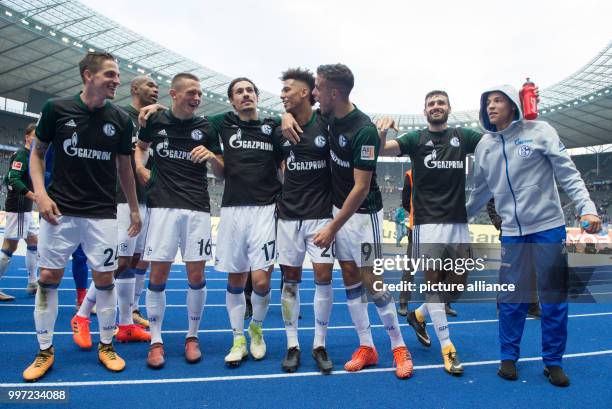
left=377, top=90, right=480, bottom=376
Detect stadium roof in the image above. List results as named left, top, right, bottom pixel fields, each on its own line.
left=1, top=1, right=611, bottom=148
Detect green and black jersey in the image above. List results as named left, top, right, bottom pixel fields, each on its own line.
left=115, top=104, right=147, bottom=205
left=328, top=107, right=382, bottom=214
left=276, top=111, right=332, bottom=220
left=396, top=127, right=481, bottom=224
left=138, top=110, right=221, bottom=212
left=208, top=112, right=282, bottom=207
left=35, top=94, right=133, bottom=219
left=3, top=147, right=33, bottom=212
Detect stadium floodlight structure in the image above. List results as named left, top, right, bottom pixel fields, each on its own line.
left=0, top=0, right=286, bottom=117
left=1, top=1, right=611, bottom=148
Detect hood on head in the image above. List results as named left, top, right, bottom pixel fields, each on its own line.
left=479, top=84, right=523, bottom=133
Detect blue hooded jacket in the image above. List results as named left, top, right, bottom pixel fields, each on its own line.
left=466, top=84, right=596, bottom=236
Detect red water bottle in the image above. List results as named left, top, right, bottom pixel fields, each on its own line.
left=520, top=78, right=538, bottom=120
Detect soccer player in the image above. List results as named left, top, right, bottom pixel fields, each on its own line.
left=135, top=73, right=222, bottom=369
left=191, top=77, right=281, bottom=367
left=282, top=64, right=413, bottom=379
left=22, top=52, right=141, bottom=382
left=377, top=90, right=481, bottom=375
left=71, top=75, right=158, bottom=348
left=275, top=68, right=334, bottom=373
left=466, top=85, right=600, bottom=387
left=0, top=124, right=39, bottom=301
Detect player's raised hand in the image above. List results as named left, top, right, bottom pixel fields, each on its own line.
left=127, top=210, right=142, bottom=237
left=36, top=193, right=61, bottom=225
left=376, top=117, right=398, bottom=138
left=281, top=113, right=302, bottom=144
left=191, top=146, right=214, bottom=164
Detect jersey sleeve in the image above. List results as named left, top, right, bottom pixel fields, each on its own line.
left=352, top=126, right=380, bottom=171
left=461, top=128, right=483, bottom=154
left=117, top=119, right=133, bottom=155
left=206, top=124, right=223, bottom=155
left=396, top=131, right=419, bottom=156
left=7, top=150, right=30, bottom=194
left=206, top=113, right=227, bottom=138
left=35, top=100, right=56, bottom=143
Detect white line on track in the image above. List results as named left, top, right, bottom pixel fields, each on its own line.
left=1, top=349, right=610, bottom=388
left=1, top=311, right=610, bottom=335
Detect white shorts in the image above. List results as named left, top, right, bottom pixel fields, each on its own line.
left=117, top=203, right=148, bottom=257
left=143, top=208, right=212, bottom=263
left=3, top=211, right=38, bottom=240
left=333, top=207, right=383, bottom=268
left=38, top=216, right=117, bottom=272
left=215, top=204, right=276, bottom=273
left=412, top=223, right=471, bottom=259
left=277, top=218, right=335, bottom=267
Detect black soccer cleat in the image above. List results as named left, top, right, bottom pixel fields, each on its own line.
left=407, top=311, right=431, bottom=347
left=281, top=346, right=301, bottom=373
left=312, top=346, right=333, bottom=374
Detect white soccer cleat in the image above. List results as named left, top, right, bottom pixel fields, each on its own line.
left=247, top=322, right=266, bottom=360
left=224, top=335, right=248, bottom=367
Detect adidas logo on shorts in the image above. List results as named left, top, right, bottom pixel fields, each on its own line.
left=158, top=129, right=168, bottom=136
left=65, top=119, right=77, bottom=127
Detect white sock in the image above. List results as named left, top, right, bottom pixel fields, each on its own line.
left=77, top=281, right=96, bottom=318
left=34, top=282, right=58, bottom=350
left=187, top=281, right=207, bottom=339
left=313, top=281, right=333, bottom=349
left=415, top=303, right=429, bottom=320
left=146, top=285, right=166, bottom=344
left=281, top=282, right=300, bottom=349
left=26, top=246, right=38, bottom=283
left=226, top=287, right=246, bottom=338
left=373, top=291, right=405, bottom=349
left=133, top=268, right=147, bottom=309
left=428, top=302, right=451, bottom=348
left=116, top=273, right=135, bottom=325
left=250, top=289, right=270, bottom=327
left=345, top=283, right=374, bottom=347
left=95, top=284, right=117, bottom=345
left=0, top=249, right=12, bottom=279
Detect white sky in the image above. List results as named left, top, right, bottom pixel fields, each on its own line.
left=80, top=0, right=612, bottom=114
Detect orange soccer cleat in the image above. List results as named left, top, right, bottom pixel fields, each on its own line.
left=344, top=345, right=379, bottom=372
